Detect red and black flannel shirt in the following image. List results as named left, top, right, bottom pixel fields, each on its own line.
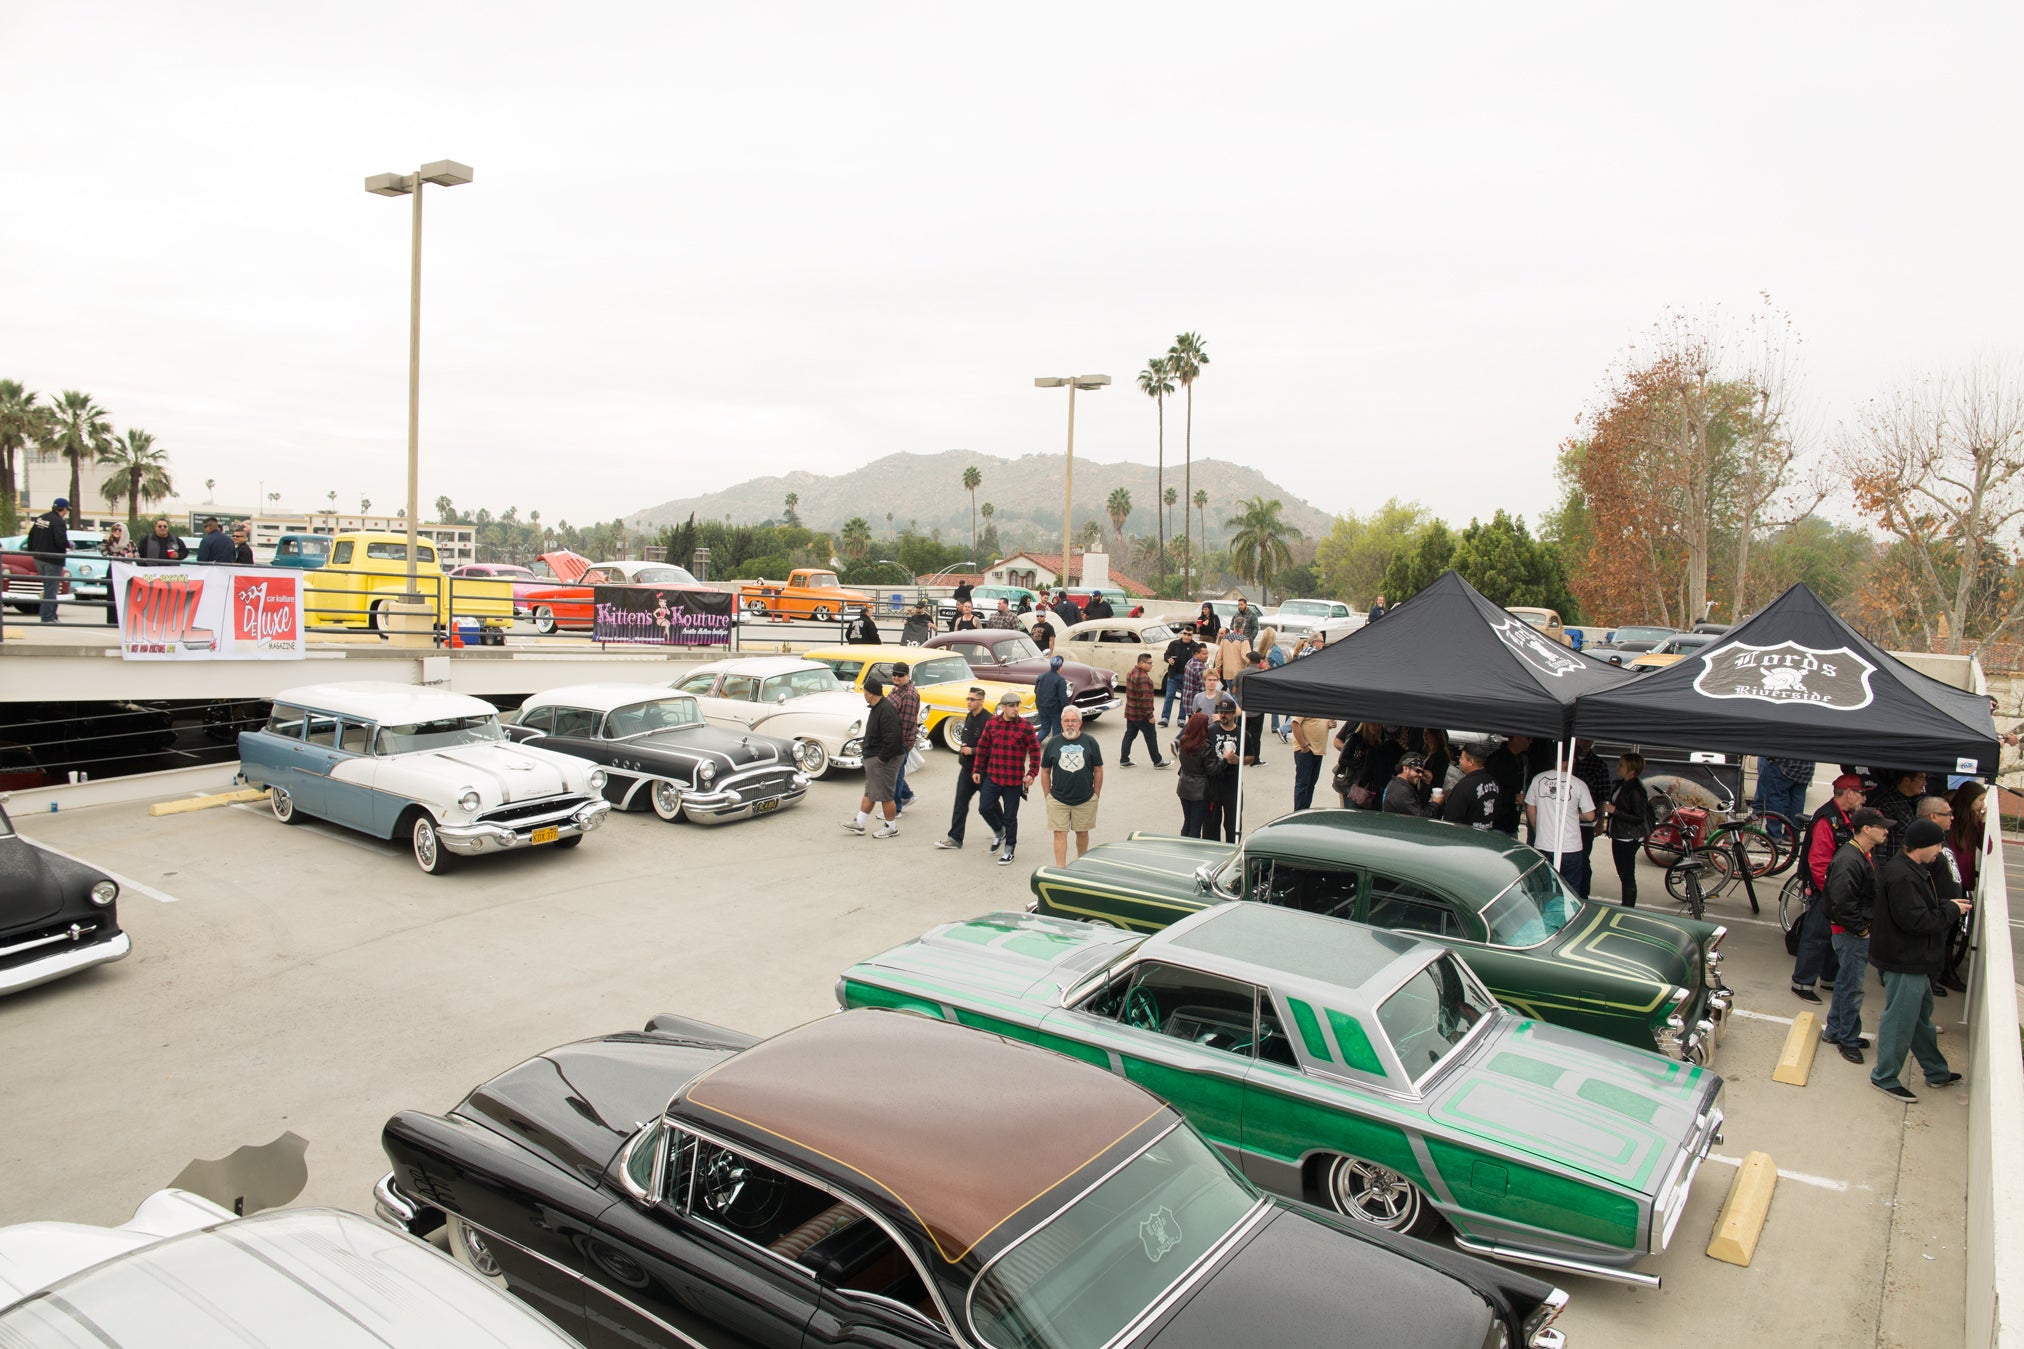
left=887, top=682, right=921, bottom=743
left=1124, top=666, right=1157, bottom=722
left=972, top=714, right=1041, bottom=787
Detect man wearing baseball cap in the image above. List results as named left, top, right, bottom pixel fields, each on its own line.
left=24, top=496, right=69, bottom=622
left=842, top=676, right=903, bottom=839
left=1791, top=773, right=1866, bottom=1003
left=970, top=691, right=1042, bottom=865
left=1822, top=806, right=1890, bottom=1062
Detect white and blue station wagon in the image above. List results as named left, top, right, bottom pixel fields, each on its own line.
left=239, top=682, right=612, bottom=874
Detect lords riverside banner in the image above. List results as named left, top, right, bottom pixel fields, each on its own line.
left=591, top=585, right=735, bottom=646
left=111, top=562, right=306, bottom=660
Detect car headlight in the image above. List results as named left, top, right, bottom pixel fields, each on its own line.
left=587, top=768, right=608, bottom=791
left=457, top=788, right=481, bottom=811
left=848, top=719, right=863, bottom=736
left=699, top=762, right=715, bottom=781
left=89, top=880, right=117, bottom=906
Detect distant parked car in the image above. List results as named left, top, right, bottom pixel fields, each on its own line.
left=522, top=560, right=711, bottom=634
left=2, top=548, right=69, bottom=613
left=269, top=533, right=332, bottom=569
left=304, top=532, right=513, bottom=638
left=1052, top=615, right=1182, bottom=679
left=239, top=682, right=612, bottom=874
left=1629, top=631, right=1725, bottom=670
left=1588, top=624, right=1679, bottom=657
left=804, top=645, right=1036, bottom=749
left=672, top=656, right=868, bottom=777
left=0, top=1191, right=586, bottom=1346
left=448, top=561, right=542, bottom=616
left=1271, top=597, right=1367, bottom=641
left=933, top=582, right=1040, bottom=625
left=0, top=800, right=128, bottom=996
left=1506, top=606, right=1573, bottom=647
left=922, top=629, right=1120, bottom=720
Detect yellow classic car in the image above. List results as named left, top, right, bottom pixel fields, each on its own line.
left=304, top=532, right=513, bottom=636
left=1628, top=630, right=1725, bottom=670
left=802, top=645, right=1036, bottom=750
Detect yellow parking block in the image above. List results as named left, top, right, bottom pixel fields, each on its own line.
left=1771, top=1010, right=1820, bottom=1086
left=147, top=788, right=270, bottom=817
left=1707, top=1150, right=1778, bottom=1266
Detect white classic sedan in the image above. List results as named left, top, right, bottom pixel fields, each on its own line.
left=671, top=656, right=867, bottom=777
left=1052, top=615, right=1183, bottom=678
left=238, top=682, right=612, bottom=874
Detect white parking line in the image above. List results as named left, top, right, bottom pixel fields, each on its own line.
left=1704, top=1153, right=1851, bottom=1193
left=1728, top=1008, right=1796, bottom=1026
left=15, top=836, right=183, bottom=904
left=226, top=802, right=393, bottom=854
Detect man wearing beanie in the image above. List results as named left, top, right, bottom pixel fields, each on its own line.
left=1868, top=817, right=1971, bottom=1101
left=1823, top=806, right=1889, bottom=1062
left=1034, top=653, right=1069, bottom=743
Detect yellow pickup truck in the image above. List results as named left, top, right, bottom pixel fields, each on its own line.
left=304, top=532, right=513, bottom=639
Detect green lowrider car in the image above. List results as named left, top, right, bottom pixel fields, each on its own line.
left=838, top=904, right=1725, bottom=1288
left=1028, top=810, right=1731, bottom=1063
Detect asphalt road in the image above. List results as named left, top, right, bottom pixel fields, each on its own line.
left=1, top=727, right=1972, bottom=1347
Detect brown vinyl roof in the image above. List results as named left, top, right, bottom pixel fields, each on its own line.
left=674, top=1010, right=1169, bottom=1264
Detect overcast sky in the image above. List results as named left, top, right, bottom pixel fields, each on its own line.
left=6, top=3, right=2018, bottom=531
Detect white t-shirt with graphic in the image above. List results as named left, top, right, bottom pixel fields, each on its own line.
left=1524, top=771, right=1595, bottom=855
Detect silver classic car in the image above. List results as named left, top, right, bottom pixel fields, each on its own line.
left=239, top=682, right=611, bottom=874
left=505, top=684, right=811, bottom=824
left=671, top=656, right=867, bottom=778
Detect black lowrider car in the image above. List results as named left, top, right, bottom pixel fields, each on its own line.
left=505, top=685, right=812, bottom=825
left=373, top=1009, right=1568, bottom=1349
left=0, top=801, right=128, bottom=996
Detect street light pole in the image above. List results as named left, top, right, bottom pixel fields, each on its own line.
left=1035, top=374, right=1109, bottom=591
left=365, top=160, right=473, bottom=603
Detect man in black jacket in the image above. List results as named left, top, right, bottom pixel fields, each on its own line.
left=842, top=677, right=903, bottom=838
left=934, top=687, right=993, bottom=851
left=1869, top=818, right=1970, bottom=1101
left=1485, top=735, right=1530, bottom=836
left=1083, top=590, right=1114, bottom=621
left=136, top=517, right=188, bottom=563
left=1823, top=807, right=1889, bottom=1062
left=24, top=497, right=69, bottom=622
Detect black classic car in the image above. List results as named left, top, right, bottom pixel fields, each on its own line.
left=921, top=630, right=1122, bottom=721
left=0, top=800, right=128, bottom=995
left=373, top=1009, right=1568, bottom=1349
left=505, top=685, right=812, bottom=825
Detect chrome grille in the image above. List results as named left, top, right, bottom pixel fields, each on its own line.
left=0, top=919, right=103, bottom=967
left=480, top=795, right=596, bottom=825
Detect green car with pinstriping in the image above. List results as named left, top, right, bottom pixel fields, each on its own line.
left=1027, top=810, right=1732, bottom=1064
left=838, top=903, right=1725, bottom=1288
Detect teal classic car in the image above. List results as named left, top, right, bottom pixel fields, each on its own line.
left=1028, top=810, right=1730, bottom=1063
left=839, top=904, right=1725, bottom=1287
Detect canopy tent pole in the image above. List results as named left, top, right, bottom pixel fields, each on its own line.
left=1236, top=736, right=1246, bottom=838
left=1550, top=738, right=1569, bottom=873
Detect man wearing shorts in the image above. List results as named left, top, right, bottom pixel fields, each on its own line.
left=1041, top=706, right=1105, bottom=866
left=842, top=676, right=903, bottom=838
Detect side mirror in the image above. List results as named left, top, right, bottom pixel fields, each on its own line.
left=1194, top=862, right=1215, bottom=894
left=777, top=693, right=791, bottom=704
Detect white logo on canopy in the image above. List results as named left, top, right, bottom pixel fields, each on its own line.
left=1489, top=616, right=1587, bottom=678
left=1691, top=641, right=1877, bottom=711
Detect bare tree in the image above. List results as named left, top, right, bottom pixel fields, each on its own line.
left=1841, top=362, right=2024, bottom=653
left=1726, top=299, right=1826, bottom=618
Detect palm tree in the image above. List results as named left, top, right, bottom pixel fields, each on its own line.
left=962, top=465, right=982, bottom=559
left=1163, top=486, right=1179, bottom=579
left=1167, top=333, right=1208, bottom=592
left=204, top=478, right=216, bottom=501
left=783, top=492, right=800, bottom=527
left=1138, top=356, right=1174, bottom=579
left=267, top=492, right=280, bottom=508
left=840, top=516, right=872, bottom=561
left=1224, top=496, right=1302, bottom=604
left=96, top=429, right=174, bottom=527
left=0, top=381, right=45, bottom=522
left=1193, top=488, right=1209, bottom=578
left=45, top=390, right=112, bottom=511
left=434, top=495, right=454, bottom=523
left=1106, top=486, right=1132, bottom=554
left=361, top=496, right=372, bottom=515
left=1078, top=519, right=1104, bottom=551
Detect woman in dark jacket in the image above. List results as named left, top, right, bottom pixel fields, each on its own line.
left=1414, top=728, right=1451, bottom=807
left=1604, top=750, right=1654, bottom=907
left=1942, top=781, right=1986, bottom=989
left=1332, top=722, right=1379, bottom=808
left=1195, top=603, right=1221, bottom=644
left=1173, top=713, right=1212, bottom=838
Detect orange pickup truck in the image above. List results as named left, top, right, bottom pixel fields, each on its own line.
left=738, top=568, right=865, bottom=622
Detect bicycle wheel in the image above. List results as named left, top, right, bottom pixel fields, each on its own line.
left=1777, top=873, right=1808, bottom=934
left=1664, top=847, right=1737, bottom=913
left=1709, top=824, right=1779, bottom=878
left=1757, top=811, right=1804, bottom=874
left=1644, top=821, right=1688, bottom=869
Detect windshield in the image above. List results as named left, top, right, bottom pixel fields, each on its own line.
left=1481, top=860, right=1581, bottom=945
left=1614, top=625, right=1673, bottom=643
left=1514, top=610, right=1554, bottom=628
left=1675, top=633, right=1718, bottom=652
left=906, top=656, right=974, bottom=686
left=968, top=1126, right=1260, bottom=1349
left=1141, top=624, right=1174, bottom=642
left=1277, top=600, right=1328, bottom=618
left=802, top=572, right=840, bottom=589
left=0, top=805, right=13, bottom=838
left=279, top=538, right=330, bottom=559
left=605, top=697, right=703, bottom=737
left=634, top=566, right=698, bottom=584
left=364, top=541, right=437, bottom=563
left=1375, top=953, right=1497, bottom=1087
left=989, top=635, right=1043, bottom=661
left=374, top=714, right=505, bottom=755
left=761, top=667, right=844, bottom=699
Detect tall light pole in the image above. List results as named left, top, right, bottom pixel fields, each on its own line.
left=1034, top=374, right=1109, bottom=590
left=364, top=159, right=473, bottom=600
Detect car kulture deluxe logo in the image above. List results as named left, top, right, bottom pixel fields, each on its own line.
left=1692, top=640, right=1877, bottom=711
left=123, top=574, right=215, bottom=651
left=233, top=574, right=298, bottom=645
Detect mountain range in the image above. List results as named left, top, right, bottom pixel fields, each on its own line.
left=625, top=450, right=1335, bottom=550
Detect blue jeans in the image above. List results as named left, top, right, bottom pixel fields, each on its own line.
left=1035, top=709, right=1061, bottom=744
left=1160, top=675, right=1182, bottom=723
left=895, top=759, right=914, bottom=807
left=978, top=779, right=1023, bottom=850
left=1871, top=968, right=1950, bottom=1089
left=1553, top=847, right=1590, bottom=897
left=1791, top=895, right=1840, bottom=988
left=1120, top=719, right=1161, bottom=765
left=38, top=560, right=63, bottom=622
left=1293, top=752, right=1323, bottom=811
left=1180, top=798, right=1208, bottom=837
left=1753, top=770, right=1808, bottom=838
left=1824, top=931, right=1870, bottom=1046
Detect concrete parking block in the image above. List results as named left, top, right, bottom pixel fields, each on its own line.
left=1706, top=1150, right=1778, bottom=1265
left=1772, top=1009, right=1821, bottom=1085
left=146, top=787, right=269, bottom=816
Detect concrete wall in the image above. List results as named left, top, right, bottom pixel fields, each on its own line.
left=1968, top=830, right=2024, bottom=1348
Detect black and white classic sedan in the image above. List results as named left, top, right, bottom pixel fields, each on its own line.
left=505, top=685, right=812, bottom=825
left=0, top=800, right=128, bottom=996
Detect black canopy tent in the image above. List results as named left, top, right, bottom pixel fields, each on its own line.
left=1233, top=570, right=1635, bottom=738
left=1571, top=582, right=1999, bottom=777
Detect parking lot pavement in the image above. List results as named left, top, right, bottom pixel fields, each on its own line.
left=1, top=730, right=1967, bottom=1346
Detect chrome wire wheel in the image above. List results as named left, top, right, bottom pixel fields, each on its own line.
left=1326, top=1155, right=1434, bottom=1235
left=446, top=1215, right=504, bottom=1282
left=811, top=604, right=833, bottom=623
left=651, top=780, right=684, bottom=822
left=798, top=740, right=829, bottom=779
left=270, top=786, right=302, bottom=824
left=412, top=814, right=453, bottom=874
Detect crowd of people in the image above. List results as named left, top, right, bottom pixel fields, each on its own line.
left=20, top=503, right=248, bottom=625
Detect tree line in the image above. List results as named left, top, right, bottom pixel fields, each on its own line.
left=0, top=382, right=174, bottom=532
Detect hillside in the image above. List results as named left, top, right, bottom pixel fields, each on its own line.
left=624, top=450, right=1335, bottom=550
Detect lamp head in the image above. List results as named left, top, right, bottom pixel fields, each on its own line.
left=1033, top=377, right=1069, bottom=388
left=364, top=172, right=414, bottom=197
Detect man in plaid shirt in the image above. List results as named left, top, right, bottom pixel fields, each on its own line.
left=971, top=691, right=1042, bottom=865
left=1119, top=651, right=1168, bottom=768
left=1180, top=641, right=1207, bottom=713
left=888, top=662, right=922, bottom=813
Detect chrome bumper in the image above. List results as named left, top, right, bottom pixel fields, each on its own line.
left=680, top=777, right=810, bottom=825
left=1451, top=1233, right=1663, bottom=1289
left=438, top=799, right=612, bottom=855
left=1075, top=696, right=1123, bottom=717
left=372, top=1171, right=441, bottom=1237
left=0, top=929, right=131, bottom=995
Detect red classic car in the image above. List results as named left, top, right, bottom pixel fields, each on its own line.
left=922, top=628, right=1122, bottom=720
left=447, top=562, right=543, bottom=617
left=4, top=550, right=70, bottom=614
left=521, top=559, right=712, bottom=634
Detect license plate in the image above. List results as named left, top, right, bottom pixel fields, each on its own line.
left=531, top=826, right=559, bottom=845
left=753, top=799, right=779, bottom=814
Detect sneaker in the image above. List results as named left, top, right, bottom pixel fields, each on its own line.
left=934, top=837, right=962, bottom=850
left=1932, top=983, right=1949, bottom=998
left=873, top=822, right=900, bottom=839
left=1926, top=1071, right=1964, bottom=1088
left=1871, top=1080, right=1917, bottom=1103
left=1119, top=760, right=1134, bottom=768
left=1158, top=720, right=1170, bottom=728
left=990, top=833, right=1004, bottom=852
left=1839, top=1044, right=1865, bottom=1065
left=998, top=849, right=1015, bottom=866
left=1791, top=985, right=1822, bottom=1004
left=1822, top=1033, right=1871, bottom=1049
left=1153, top=759, right=1170, bottom=768
left=840, top=818, right=866, bottom=835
